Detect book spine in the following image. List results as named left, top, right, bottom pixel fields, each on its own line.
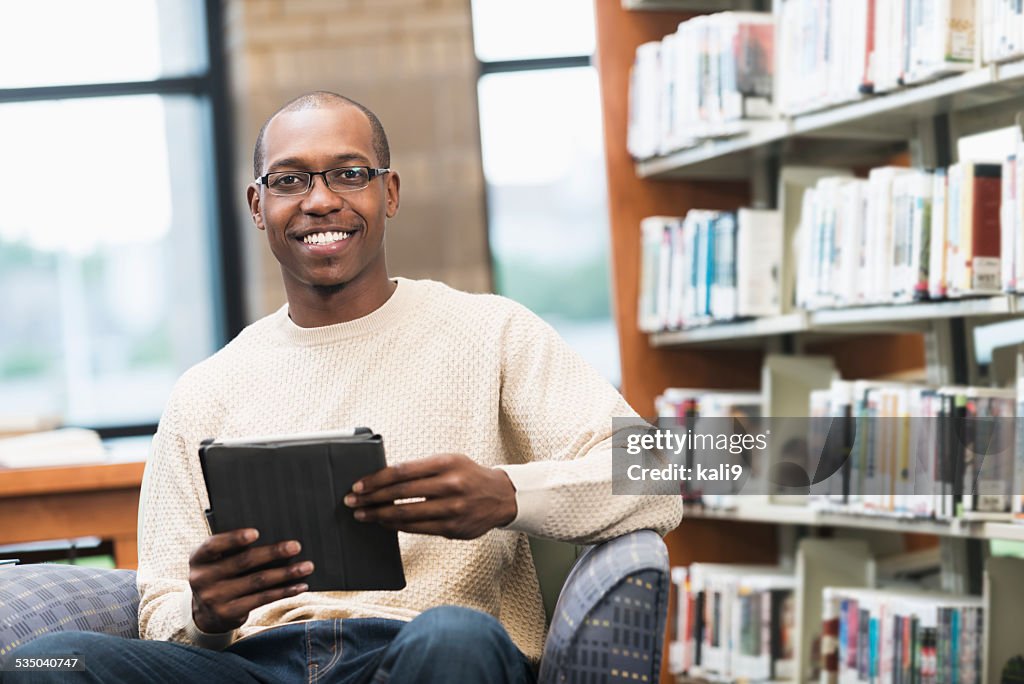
left=967, top=163, right=1003, bottom=292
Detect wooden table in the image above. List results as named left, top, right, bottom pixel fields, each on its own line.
left=0, top=460, right=145, bottom=569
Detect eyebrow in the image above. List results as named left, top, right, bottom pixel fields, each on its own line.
left=267, top=153, right=370, bottom=172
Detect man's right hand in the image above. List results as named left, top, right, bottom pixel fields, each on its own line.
left=188, top=528, right=314, bottom=634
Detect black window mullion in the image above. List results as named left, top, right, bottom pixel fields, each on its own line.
left=477, top=55, right=591, bottom=76
left=0, top=77, right=208, bottom=104
left=204, top=0, right=246, bottom=343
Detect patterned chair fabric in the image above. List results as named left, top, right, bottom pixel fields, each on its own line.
left=539, top=530, right=670, bottom=684
left=0, top=564, right=139, bottom=665
left=0, top=530, right=670, bottom=681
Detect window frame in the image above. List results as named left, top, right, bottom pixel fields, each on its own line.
left=0, top=0, right=243, bottom=438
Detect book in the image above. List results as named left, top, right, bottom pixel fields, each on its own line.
left=954, top=162, right=1002, bottom=295
left=199, top=428, right=406, bottom=592
left=0, top=427, right=106, bottom=469
left=736, top=208, right=784, bottom=317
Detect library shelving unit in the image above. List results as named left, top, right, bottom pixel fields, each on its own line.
left=592, top=1, right=1024, bottom=683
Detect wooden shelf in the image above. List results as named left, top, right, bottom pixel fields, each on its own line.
left=684, top=504, right=1024, bottom=542
left=650, top=312, right=807, bottom=346
left=636, top=63, right=1024, bottom=180
left=649, top=296, right=1020, bottom=347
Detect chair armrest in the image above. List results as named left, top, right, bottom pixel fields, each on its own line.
left=0, top=564, right=139, bottom=664
left=539, top=529, right=670, bottom=684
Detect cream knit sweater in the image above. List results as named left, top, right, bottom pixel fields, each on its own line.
left=136, top=277, right=682, bottom=662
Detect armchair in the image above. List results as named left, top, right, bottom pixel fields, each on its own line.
left=0, top=530, right=670, bottom=683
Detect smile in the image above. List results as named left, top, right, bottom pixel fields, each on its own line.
left=301, top=231, right=354, bottom=245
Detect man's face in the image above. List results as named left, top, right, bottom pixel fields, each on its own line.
left=247, top=105, right=399, bottom=294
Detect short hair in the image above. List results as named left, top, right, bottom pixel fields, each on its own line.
left=252, top=91, right=391, bottom=179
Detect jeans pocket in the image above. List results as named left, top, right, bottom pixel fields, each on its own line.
left=306, top=619, right=344, bottom=683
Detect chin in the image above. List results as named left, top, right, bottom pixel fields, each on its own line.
left=309, top=279, right=350, bottom=294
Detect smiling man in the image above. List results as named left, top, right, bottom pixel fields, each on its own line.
left=11, top=91, right=681, bottom=684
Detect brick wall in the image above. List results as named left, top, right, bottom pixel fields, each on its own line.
left=223, top=0, right=491, bottom=322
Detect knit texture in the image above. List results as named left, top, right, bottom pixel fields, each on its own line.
left=136, top=277, right=682, bottom=662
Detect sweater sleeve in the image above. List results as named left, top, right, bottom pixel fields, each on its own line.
left=136, top=424, right=236, bottom=648
left=493, top=306, right=682, bottom=544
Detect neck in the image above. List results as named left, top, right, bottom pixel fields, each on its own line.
left=284, top=270, right=396, bottom=328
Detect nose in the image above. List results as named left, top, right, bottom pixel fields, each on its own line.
left=300, top=174, right=345, bottom=215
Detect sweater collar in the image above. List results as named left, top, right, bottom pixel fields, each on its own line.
left=271, top=277, right=419, bottom=346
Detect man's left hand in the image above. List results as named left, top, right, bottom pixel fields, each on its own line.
left=343, top=453, right=518, bottom=539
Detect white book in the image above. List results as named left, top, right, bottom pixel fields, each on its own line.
left=837, top=179, right=869, bottom=306
left=638, top=217, right=670, bottom=332
left=929, top=168, right=949, bottom=298
left=865, top=167, right=914, bottom=304
left=736, top=208, right=783, bottom=317
left=780, top=166, right=854, bottom=312
left=657, top=30, right=679, bottom=156
left=710, top=212, right=738, bottom=321
left=667, top=217, right=688, bottom=329
left=907, top=169, right=934, bottom=301
left=1002, top=155, right=1017, bottom=292
left=626, top=41, right=661, bottom=160
left=945, top=162, right=964, bottom=296
left=1015, top=126, right=1024, bottom=292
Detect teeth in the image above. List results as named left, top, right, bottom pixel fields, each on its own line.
left=302, top=231, right=353, bottom=245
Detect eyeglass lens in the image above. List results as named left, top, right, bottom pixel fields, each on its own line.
left=266, top=167, right=371, bottom=195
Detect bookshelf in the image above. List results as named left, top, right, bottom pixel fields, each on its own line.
left=594, top=1, right=1024, bottom=683
left=684, top=504, right=1024, bottom=543
left=637, top=63, right=1024, bottom=181
left=650, top=296, right=1018, bottom=347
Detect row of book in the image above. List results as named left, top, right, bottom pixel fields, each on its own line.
left=638, top=137, right=1024, bottom=330
left=808, top=380, right=1020, bottom=522
left=668, top=562, right=985, bottom=684
left=654, top=378, right=1024, bottom=523
left=669, top=564, right=796, bottom=681
left=794, top=159, right=1005, bottom=310
left=627, top=12, right=773, bottom=159
left=821, top=587, right=984, bottom=684
left=627, top=2, right=1024, bottom=159
left=637, top=210, right=782, bottom=332
left=777, top=0, right=976, bottom=116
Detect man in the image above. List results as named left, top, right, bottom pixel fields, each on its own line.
left=12, top=91, right=681, bottom=683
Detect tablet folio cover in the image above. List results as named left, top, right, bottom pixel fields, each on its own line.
left=199, top=428, right=405, bottom=592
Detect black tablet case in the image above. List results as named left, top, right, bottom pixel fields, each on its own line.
left=199, top=429, right=405, bottom=592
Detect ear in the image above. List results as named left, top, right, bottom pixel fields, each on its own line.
left=385, top=170, right=401, bottom=219
left=247, top=183, right=266, bottom=231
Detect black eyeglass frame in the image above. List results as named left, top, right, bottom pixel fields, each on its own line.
left=255, top=166, right=391, bottom=195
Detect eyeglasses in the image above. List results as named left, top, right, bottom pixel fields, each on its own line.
left=256, top=166, right=391, bottom=196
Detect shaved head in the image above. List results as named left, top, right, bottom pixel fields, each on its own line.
left=253, top=91, right=390, bottom=178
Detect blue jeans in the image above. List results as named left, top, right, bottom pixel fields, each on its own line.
left=3, top=606, right=537, bottom=683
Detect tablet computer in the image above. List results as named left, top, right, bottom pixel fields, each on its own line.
left=198, top=427, right=405, bottom=592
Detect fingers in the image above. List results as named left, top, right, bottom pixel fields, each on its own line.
left=200, top=558, right=314, bottom=611
left=219, top=582, right=311, bottom=625
left=352, top=498, right=455, bottom=525
left=190, top=537, right=305, bottom=587
left=190, top=528, right=260, bottom=565
left=346, top=473, right=459, bottom=507
left=193, top=573, right=310, bottom=633
left=352, top=454, right=461, bottom=495
left=189, top=534, right=315, bottom=633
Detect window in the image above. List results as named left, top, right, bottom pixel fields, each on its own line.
left=0, top=0, right=239, bottom=432
left=471, top=0, right=620, bottom=385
